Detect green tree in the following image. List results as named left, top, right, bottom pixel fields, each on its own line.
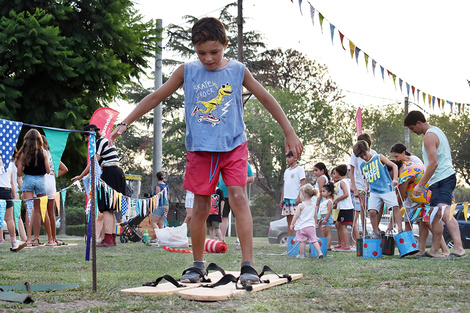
left=0, top=1, right=160, bottom=175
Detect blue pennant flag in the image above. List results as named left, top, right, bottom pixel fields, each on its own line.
left=0, top=119, right=23, bottom=172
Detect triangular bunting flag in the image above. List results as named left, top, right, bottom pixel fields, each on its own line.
left=319, top=13, right=324, bottom=32
left=330, top=23, right=335, bottom=44
left=428, top=94, right=432, bottom=108
left=339, top=31, right=346, bottom=50
left=0, top=200, right=6, bottom=230
left=372, top=59, right=377, bottom=76
left=392, top=74, right=397, bottom=89
left=380, top=66, right=384, bottom=81
left=354, top=46, right=360, bottom=64
left=423, top=92, right=427, bottom=104
left=464, top=202, right=468, bottom=222
left=406, top=83, right=410, bottom=97
left=0, top=119, right=23, bottom=172
left=309, top=4, right=315, bottom=26
left=432, top=96, right=436, bottom=109
left=43, top=128, right=70, bottom=177
left=61, top=189, right=67, bottom=213
left=417, top=89, right=420, bottom=102
left=13, top=200, right=21, bottom=229
left=399, top=78, right=403, bottom=92
left=364, top=53, right=369, bottom=71
left=26, top=199, right=33, bottom=227
left=298, top=0, right=303, bottom=15
left=40, top=196, right=48, bottom=223
left=349, top=41, right=355, bottom=59
left=53, top=192, right=60, bottom=216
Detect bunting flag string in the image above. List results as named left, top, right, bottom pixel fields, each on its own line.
left=294, top=0, right=470, bottom=113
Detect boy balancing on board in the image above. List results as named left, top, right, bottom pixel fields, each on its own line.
left=110, top=17, right=303, bottom=283
left=353, top=140, right=403, bottom=238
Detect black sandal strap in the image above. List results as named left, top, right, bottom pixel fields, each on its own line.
left=258, top=265, right=292, bottom=282
left=206, top=262, right=226, bottom=276
left=202, top=274, right=237, bottom=288
left=143, top=275, right=186, bottom=288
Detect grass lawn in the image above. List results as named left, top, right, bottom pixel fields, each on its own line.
left=0, top=236, right=468, bottom=312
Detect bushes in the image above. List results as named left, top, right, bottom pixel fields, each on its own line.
left=65, top=205, right=86, bottom=225
left=66, top=225, right=87, bottom=236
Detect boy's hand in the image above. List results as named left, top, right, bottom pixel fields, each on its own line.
left=285, top=131, right=303, bottom=159
left=392, top=179, right=398, bottom=187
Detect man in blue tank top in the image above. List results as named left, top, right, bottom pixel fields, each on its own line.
left=404, top=111, right=466, bottom=258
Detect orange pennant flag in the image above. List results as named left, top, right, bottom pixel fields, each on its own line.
left=349, top=41, right=355, bottom=59
left=464, top=202, right=468, bottom=222
left=40, top=196, right=48, bottom=223
left=53, top=192, right=61, bottom=216
left=448, top=203, right=457, bottom=222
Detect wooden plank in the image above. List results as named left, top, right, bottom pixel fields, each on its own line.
left=120, top=271, right=225, bottom=295
left=178, top=272, right=303, bottom=301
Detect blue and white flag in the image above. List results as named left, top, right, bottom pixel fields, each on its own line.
left=0, top=119, right=23, bottom=172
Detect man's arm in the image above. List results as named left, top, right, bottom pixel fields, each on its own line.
left=413, top=133, right=439, bottom=196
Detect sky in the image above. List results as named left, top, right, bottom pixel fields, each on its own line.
left=128, top=0, right=470, bottom=115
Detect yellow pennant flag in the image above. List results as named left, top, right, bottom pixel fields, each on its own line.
left=53, top=192, right=61, bottom=216
left=349, top=41, right=355, bottom=59
left=464, top=202, right=468, bottom=222
left=40, top=196, right=48, bottom=223
left=448, top=203, right=457, bottom=222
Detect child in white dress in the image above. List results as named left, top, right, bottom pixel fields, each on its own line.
left=290, top=184, right=323, bottom=259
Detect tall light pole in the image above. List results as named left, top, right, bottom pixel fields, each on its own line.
left=153, top=19, right=163, bottom=189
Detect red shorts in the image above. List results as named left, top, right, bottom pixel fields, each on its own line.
left=183, top=142, right=248, bottom=196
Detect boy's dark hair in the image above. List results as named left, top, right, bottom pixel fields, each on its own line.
left=390, top=142, right=410, bottom=156
left=353, top=140, right=369, bottom=157
left=404, top=110, right=426, bottom=127
left=191, top=17, right=227, bottom=45
left=156, top=171, right=164, bottom=181
left=357, top=132, right=372, bottom=147
left=334, top=164, right=348, bottom=177
left=286, top=150, right=294, bottom=157
left=322, top=182, right=335, bottom=195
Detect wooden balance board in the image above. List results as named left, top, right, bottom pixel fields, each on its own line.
left=178, top=271, right=303, bottom=302
left=120, top=270, right=226, bottom=295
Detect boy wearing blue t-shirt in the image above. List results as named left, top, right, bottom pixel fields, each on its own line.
left=110, top=17, right=303, bottom=283
left=353, top=140, right=402, bottom=238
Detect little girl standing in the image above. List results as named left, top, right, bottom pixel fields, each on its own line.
left=290, top=184, right=323, bottom=259
left=332, top=164, right=354, bottom=251
left=16, top=129, right=50, bottom=246
left=318, top=183, right=334, bottom=251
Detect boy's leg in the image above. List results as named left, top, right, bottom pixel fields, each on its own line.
left=369, top=209, right=380, bottom=236
left=191, top=194, right=212, bottom=264
left=227, top=185, right=253, bottom=265
left=286, top=214, right=294, bottom=237
left=391, top=206, right=403, bottom=232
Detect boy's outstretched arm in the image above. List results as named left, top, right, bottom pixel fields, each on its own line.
left=109, top=65, right=185, bottom=146
left=243, top=69, right=303, bottom=159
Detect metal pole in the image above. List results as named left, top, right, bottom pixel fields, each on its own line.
left=153, top=19, right=163, bottom=188
left=90, top=156, right=97, bottom=292
left=237, top=0, right=243, bottom=62
left=404, top=97, right=410, bottom=148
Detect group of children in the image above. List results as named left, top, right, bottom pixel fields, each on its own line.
left=283, top=132, right=410, bottom=258
left=1, top=129, right=67, bottom=252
